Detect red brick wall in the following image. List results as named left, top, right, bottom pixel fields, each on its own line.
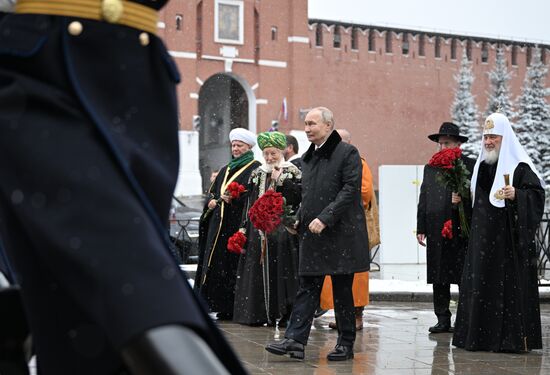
left=159, top=1, right=549, bottom=188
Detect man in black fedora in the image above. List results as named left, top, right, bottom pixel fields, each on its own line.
left=416, top=122, right=476, bottom=333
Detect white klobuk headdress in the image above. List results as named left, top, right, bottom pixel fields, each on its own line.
left=470, top=112, right=544, bottom=208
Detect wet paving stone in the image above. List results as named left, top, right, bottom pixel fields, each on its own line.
left=218, top=301, right=550, bottom=375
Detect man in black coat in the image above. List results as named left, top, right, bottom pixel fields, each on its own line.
left=266, top=107, right=369, bottom=361
left=284, top=134, right=302, bottom=170
left=0, top=2, right=244, bottom=374
left=417, top=122, right=475, bottom=334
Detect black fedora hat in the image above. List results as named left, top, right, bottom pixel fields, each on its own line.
left=428, top=122, right=468, bottom=143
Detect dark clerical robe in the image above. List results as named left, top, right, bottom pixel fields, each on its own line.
left=233, top=164, right=301, bottom=325
left=453, top=162, right=544, bottom=352
left=195, top=160, right=261, bottom=317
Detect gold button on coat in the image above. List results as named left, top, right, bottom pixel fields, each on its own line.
left=68, top=21, right=83, bottom=36
left=102, top=0, right=124, bottom=23
left=139, top=32, right=150, bottom=46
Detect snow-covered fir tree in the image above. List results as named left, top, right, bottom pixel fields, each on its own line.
left=515, top=47, right=550, bottom=201
left=451, top=51, right=480, bottom=158
left=485, top=47, right=516, bottom=119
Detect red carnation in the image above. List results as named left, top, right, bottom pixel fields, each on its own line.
left=227, top=230, right=247, bottom=254
left=226, top=182, right=246, bottom=199
left=428, top=147, right=462, bottom=169
left=427, top=146, right=470, bottom=238
left=441, top=220, right=453, bottom=239
left=248, top=190, right=284, bottom=234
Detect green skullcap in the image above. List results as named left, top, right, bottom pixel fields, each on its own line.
left=257, top=131, right=287, bottom=150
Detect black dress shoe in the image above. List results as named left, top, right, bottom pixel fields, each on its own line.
left=428, top=322, right=451, bottom=333
left=327, top=345, right=354, bottom=361
left=265, top=339, right=305, bottom=359
left=215, top=312, right=233, bottom=321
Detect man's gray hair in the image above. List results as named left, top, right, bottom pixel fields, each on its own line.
left=312, top=107, right=335, bottom=129
left=336, top=129, right=351, bottom=143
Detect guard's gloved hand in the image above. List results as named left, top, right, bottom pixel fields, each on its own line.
left=121, top=325, right=230, bottom=375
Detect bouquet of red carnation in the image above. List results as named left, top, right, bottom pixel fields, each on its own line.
left=226, top=182, right=246, bottom=199
left=428, top=147, right=462, bottom=169
left=248, top=189, right=284, bottom=234
left=428, top=147, right=470, bottom=238
left=227, top=229, right=247, bottom=254
left=202, top=182, right=247, bottom=221
left=441, top=219, right=453, bottom=239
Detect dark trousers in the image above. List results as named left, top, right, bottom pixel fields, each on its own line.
left=285, top=274, right=355, bottom=347
left=433, top=283, right=452, bottom=324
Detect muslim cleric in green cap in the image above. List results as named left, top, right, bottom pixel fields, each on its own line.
left=257, top=131, right=287, bottom=150
left=233, top=130, right=303, bottom=327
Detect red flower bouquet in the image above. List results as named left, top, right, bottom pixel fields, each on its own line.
left=428, top=147, right=462, bottom=169
left=428, top=147, right=470, bottom=238
left=441, top=219, right=453, bottom=239
left=248, top=189, right=284, bottom=234
left=227, top=229, right=247, bottom=254
left=202, top=182, right=247, bottom=221
left=226, top=182, right=246, bottom=199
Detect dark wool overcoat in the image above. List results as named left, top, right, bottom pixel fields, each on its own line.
left=298, top=130, right=370, bottom=276
left=416, top=156, right=475, bottom=284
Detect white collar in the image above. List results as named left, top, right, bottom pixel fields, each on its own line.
left=286, top=154, right=300, bottom=162
left=315, top=140, right=327, bottom=150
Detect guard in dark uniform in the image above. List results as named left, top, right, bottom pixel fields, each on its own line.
left=0, top=1, right=245, bottom=374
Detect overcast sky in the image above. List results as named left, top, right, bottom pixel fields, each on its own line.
left=308, top=0, right=550, bottom=44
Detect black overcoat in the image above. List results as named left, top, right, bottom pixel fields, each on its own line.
left=416, top=156, right=475, bottom=284
left=298, top=130, right=370, bottom=276
left=0, top=6, right=246, bottom=375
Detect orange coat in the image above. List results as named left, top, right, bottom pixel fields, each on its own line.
left=360, top=158, right=373, bottom=208
left=320, top=158, right=372, bottom=309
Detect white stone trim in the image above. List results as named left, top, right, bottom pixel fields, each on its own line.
left=157, top=21, right=166, bottom=29
left=169, top=51, right=197, bottom=59
left=196, top=77, right=204, bottom=86
left=251, top=82, right=259, bottom=90
left=214, top=0, right=244, bottom=45
left=288, top=36, right=310, bottom=44
left=202, top=55, right=255, bottom=64
left=189, top=93, right=199, bottom=99
left=256, top=99, right=268, bottom=105
left=258, top=59, right=287, bottom=68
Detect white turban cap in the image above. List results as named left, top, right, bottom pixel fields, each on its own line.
left=229, top=128, right=256, bottom=147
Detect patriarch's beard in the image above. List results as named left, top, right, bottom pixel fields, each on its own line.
left=484, top=149, right=500, bottom=165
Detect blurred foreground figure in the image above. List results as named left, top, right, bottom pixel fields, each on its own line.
left=453, top=113, right=545, bottom=353
left=0, top=1, right=246, bottom=373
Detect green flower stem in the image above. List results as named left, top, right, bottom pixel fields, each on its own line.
left=458, top=201, right=469, bottom=238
